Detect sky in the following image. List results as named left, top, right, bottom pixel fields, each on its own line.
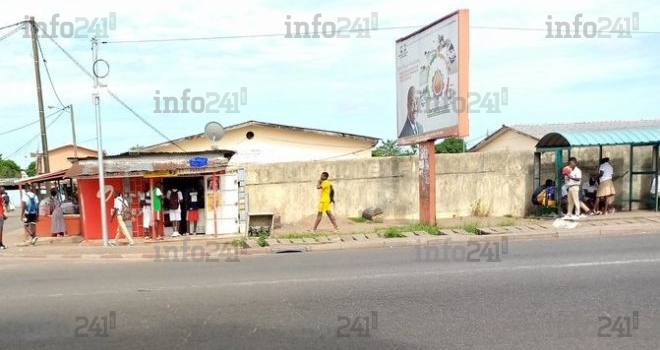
left=1, top=0, right=659, bottom=168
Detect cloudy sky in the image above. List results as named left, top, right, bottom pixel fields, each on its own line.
left=1, top=0, right=658, bottom=168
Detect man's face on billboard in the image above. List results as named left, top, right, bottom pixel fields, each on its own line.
left=407, top=87, right=418, bottom=123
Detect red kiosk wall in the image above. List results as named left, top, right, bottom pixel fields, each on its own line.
left=78, top=178, right=124, bottom=240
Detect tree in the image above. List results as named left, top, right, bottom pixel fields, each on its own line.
left=435, top=138, right=465, bottom=154
left=26, top=162, right=37, bottom=177
left=130, top=144, right=144, bottom=152
left=0, top=154, right=22, bottom=178
left=372, top=140, right=414, bottom=157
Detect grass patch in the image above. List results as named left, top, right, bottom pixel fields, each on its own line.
left=230, top=238, right=247, bottom=248
left=498, top=218, right=517, bottom=227
left=382, top=227, right=406, bottom=238
left=462, top=222, right=480, bottom=235
left=503, top=214, right=513, bottom=218
left=281, top=233, right=328, bottom=240
left=349, top=217, right=369, bottom=223
left=377, top=222, right=441, bottom=237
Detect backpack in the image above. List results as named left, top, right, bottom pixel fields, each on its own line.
left=26, top=194, right=38, bottom=214
left=329, top=185, right=335, bottom=204
left=169, top=190, right=180, bottom=210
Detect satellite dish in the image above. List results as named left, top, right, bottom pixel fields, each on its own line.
left=204, top=122, right=224, bottom=142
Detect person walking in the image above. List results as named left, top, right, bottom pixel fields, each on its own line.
left=110, top=192, right=135, bottom=246
left=565, top=157, right=583, bottom=219
left=49, top=188, right=66, bottom=237
left=0, top=187, right=7, bottom=250
left=21, top=184, right=39, bottom=245
left=310, top=172, right=339, bottom=232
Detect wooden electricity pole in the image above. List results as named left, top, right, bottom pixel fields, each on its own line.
left=29, top=16, right=50, bottom=174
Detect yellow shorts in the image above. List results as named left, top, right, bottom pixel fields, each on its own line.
left=318, top=201, right=332, bottom=213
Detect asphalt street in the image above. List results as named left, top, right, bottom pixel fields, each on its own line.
left=1, top=234, right=659, bottom=350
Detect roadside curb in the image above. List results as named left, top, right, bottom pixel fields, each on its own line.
left=1, top=224, right=658, bottom=260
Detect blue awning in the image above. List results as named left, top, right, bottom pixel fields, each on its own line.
left=536, top=127, right=660, bottom=149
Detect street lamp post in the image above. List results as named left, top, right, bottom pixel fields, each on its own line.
left=91, top=37, right=109, bottom=247
left=48, top=104, right=78, bottom=159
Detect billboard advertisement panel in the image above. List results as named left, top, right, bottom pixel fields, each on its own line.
left=396, top=10, right=469, bottom=145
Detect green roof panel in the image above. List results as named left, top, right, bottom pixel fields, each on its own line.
left=536, top=127, right=660, bottom=149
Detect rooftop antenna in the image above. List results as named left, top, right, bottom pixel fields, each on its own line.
left=204, top=121, right=225, bottom=150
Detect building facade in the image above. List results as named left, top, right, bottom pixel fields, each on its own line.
left=140, top=120, right=379, bottom=164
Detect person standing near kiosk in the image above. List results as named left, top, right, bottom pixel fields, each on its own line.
left=186, top=187, right=200, bottom=235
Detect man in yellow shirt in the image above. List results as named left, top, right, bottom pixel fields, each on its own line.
left=311, top=172, right=339, bottom=232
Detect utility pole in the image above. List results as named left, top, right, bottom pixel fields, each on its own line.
left=69, top=105, right=78, bottom=158
left=48, top=104, right=78, bottom=158
left=92, top=37, right=109, bottom=246
left=29, top=16, right=50, bottom=174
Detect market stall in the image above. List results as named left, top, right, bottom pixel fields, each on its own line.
left=65, top=150, right=236, bottom=241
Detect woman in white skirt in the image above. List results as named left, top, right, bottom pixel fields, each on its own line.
left=50, top=188, right=66, bottom=237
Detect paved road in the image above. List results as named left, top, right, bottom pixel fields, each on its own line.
left=1, top=234, right=659, bottom=350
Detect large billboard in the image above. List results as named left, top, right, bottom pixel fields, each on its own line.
left=396, top=10, right=469, bottom=145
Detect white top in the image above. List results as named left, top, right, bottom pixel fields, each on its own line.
left=599, top=162, right=614, bottom=181
left=23, top=192, right=40, bottom=214
left=113, top=196, right=127, bottom=212
left=582, top=182, right=597, bottom=194
left=567, top=167, right=582, bottom=186
left=651, top=176, right=660, bottom=194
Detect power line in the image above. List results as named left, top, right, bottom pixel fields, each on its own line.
left=0, top=110, right=62, bottom=137
left=102, top=25, right=421, bottom=44
left=0, top=20, right=26, bottom=32
left=0, top=24, right=23, bottom=42
left=102, top=25, right=660, bottom=44
left=36, top=34, right=67, bottom=108
left=7, top=109, right=65, bottom=159
left=37, top=28, right=187, bottom=152
left=105, top=89, right=187, bottom=152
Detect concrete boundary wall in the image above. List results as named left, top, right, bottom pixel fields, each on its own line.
left=241, top=151, right=536, bottom=224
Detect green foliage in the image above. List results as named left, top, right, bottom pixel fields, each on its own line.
left=257, top=234, right=268, bottom=247
left=382, top=227, right=406, bottom=238
left=435, top=138, right=465, bottom=154
left=0, top=154, right=21, bottom=178
left=282, top=233, right=327, bottom=240
left=405, top=222, right=439, bottom=235
left=379, top=222, right=440, bottom=237
left=462, top=222, right=480, bottom=234
left=129, top=144, right=144, bottom=152
left=372, top=140, right=415, bottom=157
left=26, top=162, right=37, bottom=177
left=230, top=238, right=247, bottom=248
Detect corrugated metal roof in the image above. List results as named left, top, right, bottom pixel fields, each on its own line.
left=16, top=170, right=69, bottom=185
left=66, top=151, right=231, bottom=178
left=536, top=127, right=660, bottom=148
left=468, top=119, right=660, bottom=151
left=512, top=119, right=660, bottom=140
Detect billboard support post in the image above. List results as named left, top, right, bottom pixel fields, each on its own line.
left=395, top=9, right=468, bottom=226
left=419, top=140, right=436, bottom=225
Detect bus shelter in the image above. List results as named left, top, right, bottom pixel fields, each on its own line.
left=534, top=127, right=660, bottom=213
